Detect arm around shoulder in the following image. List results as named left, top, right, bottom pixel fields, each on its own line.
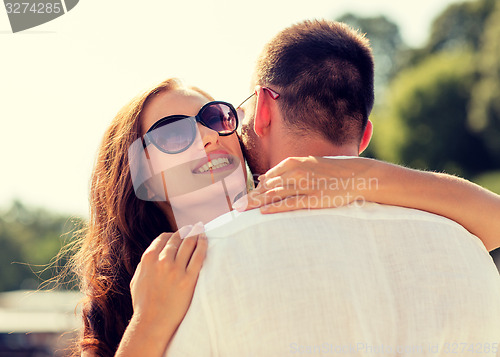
left=248, top=156, right=500, bottom=252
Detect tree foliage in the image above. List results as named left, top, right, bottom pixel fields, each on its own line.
left=404, top=0, right=496, bottom=69
left=371, top=51, right=494, bottom=177
left=427, top=0, right=496, bottom=53
left=366, top=0, right=500, bottom=180
left=468, top=0, right=500, bottom=162
left=0, top=201, right=82, bottom=292
left=337, top=13, right=406, bottom=91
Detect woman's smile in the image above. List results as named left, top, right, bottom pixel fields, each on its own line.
left=192, top=151, right=237, bottom=175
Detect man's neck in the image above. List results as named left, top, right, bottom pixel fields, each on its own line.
left=268, top=137, right=359, bottom=168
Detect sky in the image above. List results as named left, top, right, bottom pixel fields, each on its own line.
left=0, top=0, right=468, bottom=217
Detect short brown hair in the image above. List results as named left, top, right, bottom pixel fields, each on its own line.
left=254, top=19, right=374, bottom=145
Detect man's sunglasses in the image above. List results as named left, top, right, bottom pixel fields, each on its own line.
left=237, top=87, right=280, bottom=108
left=143, top=101, right=239, bottom=154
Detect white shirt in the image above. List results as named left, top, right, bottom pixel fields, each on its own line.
left=165, top=203, right=500, bottom=356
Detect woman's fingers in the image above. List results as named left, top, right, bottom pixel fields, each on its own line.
left=256, top=161, right=331, bottom=194
left=239, top=156, right=374, bottom=214
left=162, top=225, right=191, bottom=261
left=259, top=190, right=351, bottom=214
left=153, top=222, right=207, bottom=273
left=129, top=225, right=209, bottom=333
left=236, top=175, right=328, bottom=211
left=186, top=233, right=208, bottom=275
left=256, top=168, right=307, bottom=193
left=259, top=156, right=316, bottom=182
left=260, top=195, right=311, bottom=213
left=236, top=187, right=305, bottom=211
left=145, top=232, right=173, bottom=255
left=140, top=232, right=173, bottom=267
left=238, top=176, right=360, bottom=213
left=175, top=222, right=205, bottom=267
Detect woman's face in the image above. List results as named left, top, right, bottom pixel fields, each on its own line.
left=138, top=87, right=247, bottom=228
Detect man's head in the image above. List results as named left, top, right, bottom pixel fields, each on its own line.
left=240, top=19, right=375, bottom=175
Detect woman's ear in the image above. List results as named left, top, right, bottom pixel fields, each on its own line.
left=253, top=86, right=272, bottom=138
left=359, top=120, right=373, bottom=155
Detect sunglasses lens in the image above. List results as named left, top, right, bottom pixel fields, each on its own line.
left=148, top=118, right=195, bottom=153
left=201, top=103, right=237, bottom=134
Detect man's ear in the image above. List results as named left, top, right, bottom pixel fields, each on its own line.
left=359, top=120, right=373, bottom=155
left=253, top=86, right=272, bottom=137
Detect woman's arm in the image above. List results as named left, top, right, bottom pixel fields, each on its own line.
left=115, top=223, right=207, bottom=357
left=236, top=156, right=500, bottom=252
left=369, top=161, right=500, bottom=252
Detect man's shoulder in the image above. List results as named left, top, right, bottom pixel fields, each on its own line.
left=205, top=202, right=471, bottom=240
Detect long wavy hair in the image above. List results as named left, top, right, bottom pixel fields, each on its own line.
left=71, top=78, right=213, bottom=356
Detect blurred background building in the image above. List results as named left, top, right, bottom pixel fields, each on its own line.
left=0, top=290, right=81, bottom=356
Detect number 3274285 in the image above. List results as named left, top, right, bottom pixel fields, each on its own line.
left=5, top=2, right=62, bottom=14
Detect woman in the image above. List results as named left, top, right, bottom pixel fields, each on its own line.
left=74, top=77, right=500, bottom=356
left=75, top=78, right=246, bottom=356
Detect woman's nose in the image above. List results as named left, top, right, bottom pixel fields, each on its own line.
left=197, top=123, right=219, bottom=148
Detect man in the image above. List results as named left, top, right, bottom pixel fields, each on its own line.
left=240, top=20, right=373, bottom=177
left=165, top=20, right=500, bottom=356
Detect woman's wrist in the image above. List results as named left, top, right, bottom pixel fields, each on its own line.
left=130, top=310, right=178, bottom=338
left=116, top=313, right=177, bottom=357
left=357, top=158, right=392, bottom=204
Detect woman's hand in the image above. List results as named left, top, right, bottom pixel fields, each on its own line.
left=131, top=222, right=207, bottom=326
left=234, top=156, right=381, bottom=213
left=116, top=222, right=208, bottom=357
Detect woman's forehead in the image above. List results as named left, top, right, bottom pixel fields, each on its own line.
left=141, top=88, right=209, bottom=135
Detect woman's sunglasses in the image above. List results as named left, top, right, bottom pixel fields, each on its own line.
left=143, top=101, right=239, bottom=154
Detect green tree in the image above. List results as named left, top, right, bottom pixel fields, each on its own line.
left=474, top=170, right=500, bottom=194
left=337, top=13, right=406, bottom=91
left=404, top=0, right=496, bottom=69
left=371, top=51, right=494, bottom=178
left=427, top=0, right=496, bottom=53
left=0, top=225, right=26, bottom=291
left=0, top=201, right=82, bottom=292
left=336, top=13, right=407, bottom=159
left=468, top=0, right=500, bottom=165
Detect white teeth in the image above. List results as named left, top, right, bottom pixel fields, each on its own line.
left=197, top=157, right=230, bottom=173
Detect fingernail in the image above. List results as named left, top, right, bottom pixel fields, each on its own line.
left=258, top=174, right=265, bottom=181
left=179, top=225, right=194, bottom=239
left=232, top=196, right=248, bottom=211
left=189, top=221, right=205, bottom=236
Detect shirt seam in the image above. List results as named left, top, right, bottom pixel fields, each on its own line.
left=207, top=205, right=476, bottom=244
